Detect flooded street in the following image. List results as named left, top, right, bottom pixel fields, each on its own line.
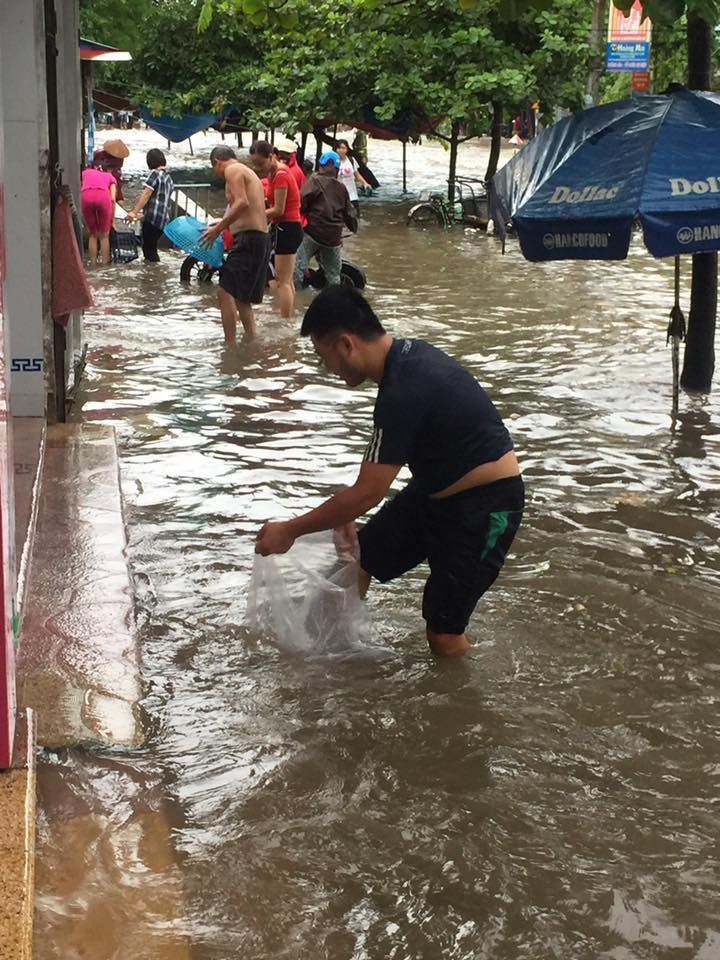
left=35, top=132, right=720, bottom=959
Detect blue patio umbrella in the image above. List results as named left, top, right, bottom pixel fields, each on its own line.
left=489, top=86, right=720, bottom=412
left=491, top=86, right=720, bottom=263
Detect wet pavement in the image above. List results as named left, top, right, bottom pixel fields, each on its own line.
left=33, top=130, right=720, bottom=959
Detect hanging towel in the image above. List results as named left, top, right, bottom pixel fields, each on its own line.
left=51, top=195, right=93, bottom=326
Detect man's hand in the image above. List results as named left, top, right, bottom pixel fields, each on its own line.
left=255, top=521, right=296, bottom=556
left=333, top=522, right=359, bottom=561
left=125, top=211, right=137, bottom=224
left=200, top=224, right=222, bottom=247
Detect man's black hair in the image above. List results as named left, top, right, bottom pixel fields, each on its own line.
left=249, top=139, right=273, bottom=158
left=146, top=148, right=167, bottom=169
left=301, top=286, right=385, bottom=342
left=209, top=145, right=237, bottom=164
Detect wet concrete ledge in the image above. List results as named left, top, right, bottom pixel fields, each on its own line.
left=17, top=423, right=142, bottom=750
left=0, top=711, right=37, bottom=960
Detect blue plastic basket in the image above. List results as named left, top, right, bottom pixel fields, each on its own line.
left=163, top=216, right=225, bottom=268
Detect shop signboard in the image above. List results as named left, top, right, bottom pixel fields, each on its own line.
left=606, top=1, right=652, bottom=73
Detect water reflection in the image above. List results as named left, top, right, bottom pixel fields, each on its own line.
left=34, top=169, right=720, bottom=959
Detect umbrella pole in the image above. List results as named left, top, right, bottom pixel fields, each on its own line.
left=668, top=256, right=687, bottom=418
left=672, top=327, right=680, bottom=418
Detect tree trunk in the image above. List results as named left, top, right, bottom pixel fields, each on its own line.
left=299, top=131, right=308, bottom=163
left=681, top=12, right=716, bottom=394
left=313, top=124, right=325, bottom=167
left=447, top=120, right=460, bottom=204
left=484, top=101, right=503, bottom=182
left=585, top=0, right=608, bottom=106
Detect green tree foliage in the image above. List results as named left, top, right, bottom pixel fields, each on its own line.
left=118, top=0, right=621, bottom=128
left=198, top=0, right=595, bottom=133
left=239, top=0, right=376, bottom=131
left=612, top=0, right=718, bottom=23
left=649, top=15, right=690, bottom=89
left=496, top=0, right=718, bottom=20
left=198, top=0, right=301, bottom=30
left=79, top=0, right=155, bottom=92
left=132, top=0, right=263, bottom=116
left=79, top=0, right=153, bottom=51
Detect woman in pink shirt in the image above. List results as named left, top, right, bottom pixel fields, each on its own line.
left=81, top=162, right=117, bottom=265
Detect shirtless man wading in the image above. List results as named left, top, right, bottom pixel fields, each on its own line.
left=202, top=146, right=270, bottom=342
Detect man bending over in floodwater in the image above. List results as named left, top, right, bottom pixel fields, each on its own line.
left=202, top=146, right=270, bottom=342
left=255, top=286, right=524, bottom=657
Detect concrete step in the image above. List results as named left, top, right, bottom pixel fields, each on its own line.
left=16, top=423, right=141, bottom=750
left=0, top=711, right=37, bottom=960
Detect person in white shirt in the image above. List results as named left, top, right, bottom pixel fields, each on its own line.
left=336, top=139, right=370, bottom=213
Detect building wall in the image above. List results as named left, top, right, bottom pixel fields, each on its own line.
left=0, top=0, right=83, bottom=763
left=0, top=20, right=20, bottom=769
left=0, top=0, right=84, bottom=421
left=0, top=0, right=50, bottom=418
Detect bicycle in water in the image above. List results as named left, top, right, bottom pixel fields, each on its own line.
left=406, top=176, right=489, bottom=229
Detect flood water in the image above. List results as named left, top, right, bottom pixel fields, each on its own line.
left=34, top=132, right=720, bottom=959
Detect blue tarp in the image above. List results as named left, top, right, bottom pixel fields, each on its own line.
left=139, top=108, right=221, bottom=142
left=491, top=87, right=720, bottom=262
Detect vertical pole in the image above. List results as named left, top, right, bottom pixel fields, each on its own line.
left=484, top=101, right=504, bottom=183
left=681, top=12, right=716, bottom=394
left=672, top=256, right=681, bottom=416
left=313, top=124, right=324, bottom=167
left=402, top=139, right=407, bottom=194
left=80, top=62, right=89, bottom=165
left=45, top=0, right=67, bottom=423
left=585, top=0, right=608, bottom=107
left=188, top=136, right=193, bottom=156
left=447, top=120, right=459, bottom=205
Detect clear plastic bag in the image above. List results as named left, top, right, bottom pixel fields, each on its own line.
left=245, top=531, right=373, bottom=654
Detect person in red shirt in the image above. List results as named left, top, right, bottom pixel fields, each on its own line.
left=274, top=138, right=306, bottom=192
left=250, top=139, right=303, bottom=318
left=275, top=140, right=308, bottom=227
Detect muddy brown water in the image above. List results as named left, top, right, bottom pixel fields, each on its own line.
left=34, top=135, right=720, bottom=959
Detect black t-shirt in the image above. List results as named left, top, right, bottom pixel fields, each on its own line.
left=364, top=338, right=513, bottom=495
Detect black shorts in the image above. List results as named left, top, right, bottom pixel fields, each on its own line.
left=358, top=475, right=524, bottom=635
left=273, top=221, right=303, bottom=255
left=220, top=230, right=271, bottom=305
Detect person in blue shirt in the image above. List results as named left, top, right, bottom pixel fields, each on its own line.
left=255, top=286, right=524, bottom=656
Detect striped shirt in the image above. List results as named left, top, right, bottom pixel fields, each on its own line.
left=144, top=168, right=174, bottom=229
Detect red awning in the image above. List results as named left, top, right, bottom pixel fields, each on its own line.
left=80, top=38, right=132, bottom=62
